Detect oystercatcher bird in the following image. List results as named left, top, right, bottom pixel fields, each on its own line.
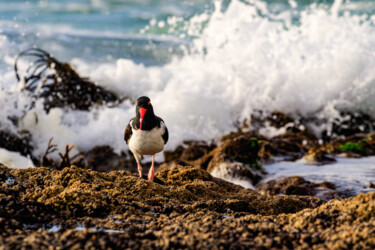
left=124, top=96, right=168, bottom=181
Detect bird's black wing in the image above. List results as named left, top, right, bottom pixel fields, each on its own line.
left=162, top=125, right=169, bottom=144
left=124, top=119, right=133, bottom=144
left=156, top=116, right=169, bottom=144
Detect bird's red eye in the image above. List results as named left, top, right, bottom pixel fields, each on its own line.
left=148, top=101, right=151, bottom=105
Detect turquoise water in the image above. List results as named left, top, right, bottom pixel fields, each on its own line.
left=2, top=0, right=375, bottom=65
left=0, top=0, right=215, bottom=64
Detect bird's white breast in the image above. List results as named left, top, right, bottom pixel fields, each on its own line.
left=128, top=122, right=165, bottom=156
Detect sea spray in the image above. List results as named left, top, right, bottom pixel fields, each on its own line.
left=79, top=0, right=375, bottom=145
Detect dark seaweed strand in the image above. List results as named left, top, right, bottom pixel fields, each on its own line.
left=14, top=48, right=120, bottom=112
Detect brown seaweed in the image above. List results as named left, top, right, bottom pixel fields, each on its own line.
left=15, top=48, right=119, bottom=112
left=40, top=137, right=85, bottom=170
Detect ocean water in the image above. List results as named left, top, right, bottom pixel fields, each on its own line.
left=0, top=0, right=375, bottom=192
left=263, top=156, right=375, bottom=195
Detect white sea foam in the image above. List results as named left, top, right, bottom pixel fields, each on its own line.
left=18, top=101, right=133, bottom=158
left=70, top=0, right=375, bottom=149
left=0, top=148, right=35, bottom=169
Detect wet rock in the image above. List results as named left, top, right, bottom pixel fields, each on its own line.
left=250, top=110, right=297, bottom=131
left=245, top=111, right=319, bottom=163
left=261, top=137, right=302, bottom=161
left=85, top=146, right=138, bottom=172
left=164, top=133, right=263, bottom=187
left=162, top=127, right=375, bottom=193
left=260, top=130, right=375, bottom=162
left=164, top=145, right=185, bottom=163
left=180, top=141, right=216, bottom=161
left=256, top=176, right=345, bottom=201
left=317, top=133, right=375, bottom=158
left=204, top=135, right=262, bottom=171
left=249, top=110, right=375, bottom=160
left=0, top=130, right=34, bottom=158
left=267, top=111, right=296, bottom=129
left=301, top=148, right=336, bottom=165
left=322, top=111, right=375, bottom=140
left=164, top=140, right=216, bottom=163
left=198, top=134, right=263, bottom=186
left=258, top=129, right=318, bottom=162
left=209, top=162, right=262, bottom=187
left=15, top=48, right=119, bottom=112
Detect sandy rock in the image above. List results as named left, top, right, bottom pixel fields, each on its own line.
left=0, top=165, right=321, bottom=217
left=0, top=164, right=373, bottom=249
left=256, top=176, right=348, bottom=201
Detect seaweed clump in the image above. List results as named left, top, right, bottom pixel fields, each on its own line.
left=338, top=140, right=368, bottom=156
left=15, top=48, right=119, bottom=112
left=40, top=137, right=85, bottom=170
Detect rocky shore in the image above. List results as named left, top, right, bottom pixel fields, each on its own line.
left=1, top=112, right=375, bottom=249
left=0, top=164, right=373, bottom=249
left=1, top=109, right=375, bottom=249
left=0, top=49, right=374, bottom=248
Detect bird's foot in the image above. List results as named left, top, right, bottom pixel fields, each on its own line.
left=148, top=170, right=154, bottom=181
left=148, top=154, right=155, bottom=181
left=137, top=163, right=142, bottom=178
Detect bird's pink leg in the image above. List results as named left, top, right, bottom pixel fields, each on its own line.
left=148, top=155, right=155, bottom=181
left=137, top=161, right=142, bottom=178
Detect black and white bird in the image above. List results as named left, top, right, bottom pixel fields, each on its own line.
left=124, top=96, right=168, bottom=181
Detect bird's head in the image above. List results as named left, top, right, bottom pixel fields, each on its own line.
left=135, top=96, right=154, bottom=130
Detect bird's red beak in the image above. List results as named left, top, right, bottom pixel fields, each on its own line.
left=139, top=108, right=147, bottom=130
